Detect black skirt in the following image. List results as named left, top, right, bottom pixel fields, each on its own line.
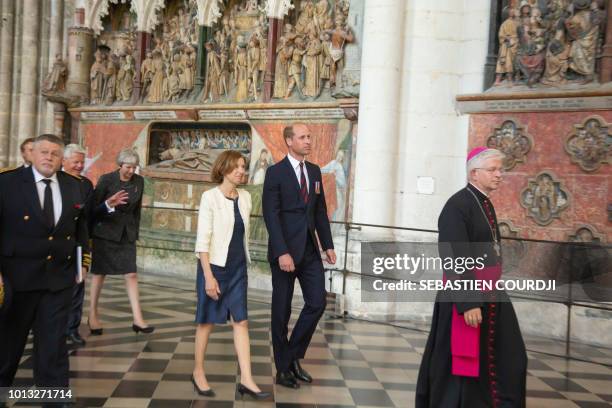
left=91, top=231, right=137, bottom=275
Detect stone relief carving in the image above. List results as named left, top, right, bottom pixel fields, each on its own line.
left=493, top=0, right=607, bottom=88
left=520, top=172, right=570, bottom=226
left=569, top=224, right=605, bottom=242
left=146, top=126, right=251, bottom=180
left=486, top=119, right=533, bottom=170
left=43, top=54, right=69, bottom=94
left=75, top=0, right=357, bottom=106
left=565, top=116, right=611, bottom=172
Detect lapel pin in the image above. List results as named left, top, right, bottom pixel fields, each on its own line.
left=24, top=215, right=30, bottom=221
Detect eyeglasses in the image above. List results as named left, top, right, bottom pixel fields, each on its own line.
left=476, top=167, right=504, bottom=174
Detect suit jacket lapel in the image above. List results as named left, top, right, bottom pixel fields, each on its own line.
left=283, top=156, right=303, bottom=195
left=20, top=167, right=47, bottom=225
left=307, top=162, right=316, bottom=207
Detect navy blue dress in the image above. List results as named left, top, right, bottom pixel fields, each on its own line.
left=196, top=197, right=248, bottom=324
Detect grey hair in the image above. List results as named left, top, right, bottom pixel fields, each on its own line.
left=64, top=143, right=86, bottom=159
left=116, top=148, right=140, bottom=166
left=466, top=148, right=505, bottom=181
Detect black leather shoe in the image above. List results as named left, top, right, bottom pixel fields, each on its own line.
left=67, top=332, right=86, bottom=346
left=132, top=324, right=155, bottom=334
left=291, top=360, right=312, bottom=383
left=275, top=370, right=299, bottom=389
left=191, top=375, right=215, bottom=397
left=237, top=383, right=271, bottom=400
left=87, top=319, right=103, bottom=336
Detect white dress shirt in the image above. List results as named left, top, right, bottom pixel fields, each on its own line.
left=32, top=166, right=62, bottom=225
left=287, top=154, right=309, bottom=192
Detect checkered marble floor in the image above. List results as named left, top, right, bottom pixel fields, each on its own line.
left=9, top=276, right=612, bottom=407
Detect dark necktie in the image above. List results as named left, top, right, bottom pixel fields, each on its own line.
left=42, top=179, right=55, bottom=228
left=299, top=162, right=308, bottom=203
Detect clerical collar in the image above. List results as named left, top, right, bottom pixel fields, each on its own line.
left=467, top=183, right=489, bottom=199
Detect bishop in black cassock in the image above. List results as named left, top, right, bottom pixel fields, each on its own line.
left=416, top=147, right=527, bottom=408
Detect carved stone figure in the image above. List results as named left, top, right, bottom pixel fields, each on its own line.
left=90, top=49, right=107, bottom=105
left=235, top=43, right=249, bottom=102
left=516, top=6, right=547, bottom=86
left=247, top=37, right=260, bottom=100
left=303, top=33, right=322, bottom=97
left=203, top=41, right=221, bottom=102
left=179, top=46, right=194, bottom=97
left=520, top=172, right=569, bottom=226
left=167, top=54, right=182, bottom=102
left=140, top=52, right=154, bottom=101
left=296, top=1, right=316, bottom=36
left=328, top=17, right=354, bottom=87
left=541, top=38, right=571, bottom=85
left=147, top=51, right=166, bottom=103
left=43, top=54, right=68, bottom=93
left=495, top=8, right=520, bottom=85
left=116, top=54, right=135, bottom=101
left=273, top=37, right=293, bottom=98
left=286, top=37, right=307, bottom=98
left=486, top=120, right=533, bottom=170
left=565, top=0, right=599, bottom=82
left=565, top=116, right=610, bottom=172
left=320, top=32, right=333, bottom=88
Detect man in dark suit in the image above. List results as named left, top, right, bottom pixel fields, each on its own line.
left=263, top=123, right=336, bottom=389
left=0, top=134, right=89, bottom=401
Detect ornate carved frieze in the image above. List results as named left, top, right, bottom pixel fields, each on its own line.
left=520, top=172, right=570, bottom=226
left=143, top=123, right=252, bottom=181
left=490, top=0, right=608, bottom=88
left=486, top=119, right=532, bottom=170
left=565, top=116, right=611, bottom=172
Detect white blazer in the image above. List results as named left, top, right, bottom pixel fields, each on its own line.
left=195, top=187, right=252, bottom=267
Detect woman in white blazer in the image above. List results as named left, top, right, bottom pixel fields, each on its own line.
left=193, top=150, right=269, bottom=400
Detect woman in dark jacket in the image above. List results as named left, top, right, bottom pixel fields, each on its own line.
left=88, top=149, right=154, bottom=334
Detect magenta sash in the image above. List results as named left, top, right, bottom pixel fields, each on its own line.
left=447, top=265, right=501, bottom=377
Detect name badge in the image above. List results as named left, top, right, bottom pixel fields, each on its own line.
left=315, top=181, right=321, bottom=195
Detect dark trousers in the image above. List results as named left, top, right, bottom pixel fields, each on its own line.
left=271, top=236, right=327, bottom=372
left=66, top=281, right=85, bottom=335
left=0, top=287, right=72, bottom=387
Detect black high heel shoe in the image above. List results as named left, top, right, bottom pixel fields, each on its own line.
left=132, top=324, right=155, bottom=334
left=237, top=383, right=271, bottom=400
left=191, top=375, right=215, bottom=397
left=87, top=319, right=103, bottom=336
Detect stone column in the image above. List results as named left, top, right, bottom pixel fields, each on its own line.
left=0, top=0, right=16, bottom=166
left=66, top=8, right=94, bottom=103
left=15, top=0, right=42, bottom=160
left=194, top=25, right=212, bottom=95
left=351, top=0, right=406, bottom=227
left=132, top=31, right=150, bottom=104
left=600, top=2, right=612, bottom=83
left=263, top=18, right=281, bottom=102
left=53, top=103, right=66, bottom=139
left=483, top=0, right=502, bottom=90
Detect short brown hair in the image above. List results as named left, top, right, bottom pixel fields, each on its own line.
left=283, top=123, right=308, bottom=145
left=211, top=150, right=245, bottom=184
left=20, top=137, right=36, bottom=152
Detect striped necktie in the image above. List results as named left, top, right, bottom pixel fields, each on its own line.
left=299, top=162, right=308, bottom=203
